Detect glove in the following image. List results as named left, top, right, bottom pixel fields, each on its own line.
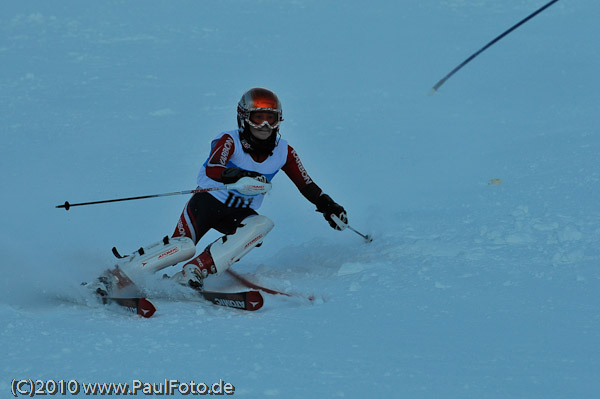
left=221, top=168, right=267, bottom=184
left=315, top=194, right=347, bottom=231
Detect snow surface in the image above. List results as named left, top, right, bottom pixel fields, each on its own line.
left=1, top=0, right=599, bottom=398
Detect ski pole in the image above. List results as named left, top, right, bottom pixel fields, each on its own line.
left=430, top=0, right=560, bottom=94
left=347, top=224, right=374, bottom=243
left=56, top=177, right=272, bottom=211
left=56, top=187, right=224, bottom=210
left=331, top=215, right=373, bottom=243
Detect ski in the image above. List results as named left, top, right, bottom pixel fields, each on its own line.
left=85, top=266, right=263, bottom=316
left=83, top=266, right=158, bottom=318
left=194, top=289, right=264, bottom=311
left=161, top=273, right=264, bottom=311
left=101, top=296, right=157, bottom=318
left=92, top=287, right=261, bottom=316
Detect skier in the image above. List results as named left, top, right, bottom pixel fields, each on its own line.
left=104, top=88, right=347, bottom=291
left=169, top=87, right=347, bottom=287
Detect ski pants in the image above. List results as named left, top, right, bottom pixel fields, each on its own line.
left=172, top=192, right=258, bottom=245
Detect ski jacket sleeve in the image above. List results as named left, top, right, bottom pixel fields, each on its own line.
left=204, top=134, right=235, bottom=181
left=282, top=145, right=324, bottom=205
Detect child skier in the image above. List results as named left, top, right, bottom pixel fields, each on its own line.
left=106, top=88, right=347, bottom=290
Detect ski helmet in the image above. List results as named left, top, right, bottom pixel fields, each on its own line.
left=237, top=88, right=283, bottom=155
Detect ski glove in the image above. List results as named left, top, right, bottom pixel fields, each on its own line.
left=221, top=168, right=267, bottom=184
left=315, top=194, right=347, bottom=231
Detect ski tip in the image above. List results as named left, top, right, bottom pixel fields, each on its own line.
left=137, top=298, right=157, bottom=318
left=245, top=290, right=264, bottom=311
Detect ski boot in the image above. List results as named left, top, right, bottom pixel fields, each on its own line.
left=171, top=250, right=216, bottom=290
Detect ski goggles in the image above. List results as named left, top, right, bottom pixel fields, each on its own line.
left=247, top=110, right=281, bottom=129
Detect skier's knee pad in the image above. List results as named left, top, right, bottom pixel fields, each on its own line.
left=118, top=236, right=196, bottom=277
left=208, top=215, right=274, bottom=275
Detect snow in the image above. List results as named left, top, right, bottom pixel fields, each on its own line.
left=1, top=0, right=599, bottom=397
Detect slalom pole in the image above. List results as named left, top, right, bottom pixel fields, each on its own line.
left=331, top=215, right=373, bottom=243
left=430, top=0, right=561, bottom=94
left=226, top=269, right=316, bottom=302
left=226, top=270, right=293, bottom=297
left=56, top=177, right=272, bottom=211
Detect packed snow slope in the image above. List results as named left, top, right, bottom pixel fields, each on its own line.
left=1, top=1, right=599, bottom=398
